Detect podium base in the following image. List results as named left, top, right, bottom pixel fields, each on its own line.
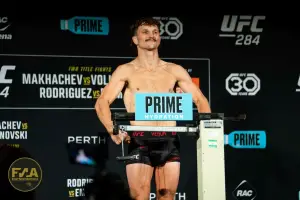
left=197, top=119, right=226, bottom=200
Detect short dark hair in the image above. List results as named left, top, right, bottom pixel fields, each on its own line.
left=130, top=17, right=160, bottom=37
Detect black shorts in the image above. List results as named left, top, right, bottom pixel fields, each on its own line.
left=125, top=133, right=180, bottom=167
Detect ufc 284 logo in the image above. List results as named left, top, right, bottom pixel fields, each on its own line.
left=153, top=17, right=183, bottom=40
left=226, top=73, right=260, bottom=96
left=219, top=15, right=265, bottom=46
left=0, top=65, right=16, bottom=98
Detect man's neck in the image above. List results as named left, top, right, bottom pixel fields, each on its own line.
left=136, top=49, right=160, bottom=70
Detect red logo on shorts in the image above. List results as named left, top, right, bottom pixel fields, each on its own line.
left=151, top=132, right=167, bottom=137
left=132, top=132, right=144, bottom=137
left=151, top=132, right=177, bottom=136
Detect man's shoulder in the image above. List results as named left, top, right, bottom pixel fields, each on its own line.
left=115, top=62, right=135, bottom=73
left=161, top=61, right=184, bottom=72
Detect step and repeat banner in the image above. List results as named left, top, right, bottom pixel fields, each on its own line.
left=0, top=15, right=299, bottom=200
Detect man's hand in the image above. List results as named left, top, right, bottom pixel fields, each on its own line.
left=95, top=64, right=131, bottom=135
left=111, top=130, right=131, bottom=145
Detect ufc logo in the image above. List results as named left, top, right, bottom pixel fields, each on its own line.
left=133, top=132, right=144, bottom=137
left=221, top=15, right=265, bottom=33
left=0, top=65, right=15, bottom=84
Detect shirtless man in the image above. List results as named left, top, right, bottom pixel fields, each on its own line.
left=95, top=17, right=211, bottom=200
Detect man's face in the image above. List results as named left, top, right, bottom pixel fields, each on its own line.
left=133, top=25, right=161, bottom=50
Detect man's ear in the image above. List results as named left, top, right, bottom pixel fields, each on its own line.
left=132, top=36, right=138, bottom=45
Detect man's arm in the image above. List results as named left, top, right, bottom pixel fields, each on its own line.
left=94, top=65, right=129, bottom=135
left=171, top=64, right=211, bottom=113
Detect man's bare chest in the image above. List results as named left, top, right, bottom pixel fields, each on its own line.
left=127, top=70, right=177, bottom=92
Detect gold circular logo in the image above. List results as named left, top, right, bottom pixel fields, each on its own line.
left=8, top=157, right=42, bottom=192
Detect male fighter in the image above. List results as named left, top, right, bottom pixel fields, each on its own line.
left=95, top=17, right=211, bottom=200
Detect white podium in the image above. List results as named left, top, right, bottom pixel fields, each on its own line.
left=197, top=119, right=226, bottom=200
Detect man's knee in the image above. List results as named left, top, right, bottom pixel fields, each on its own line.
left=130, top=185, right=150, bottom=200
left=157, top=189, right=176, bottom=199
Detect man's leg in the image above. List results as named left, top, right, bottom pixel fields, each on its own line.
left=126, top=163, right=154, bottom=200
left=155, top=162, right=180, bottom=200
